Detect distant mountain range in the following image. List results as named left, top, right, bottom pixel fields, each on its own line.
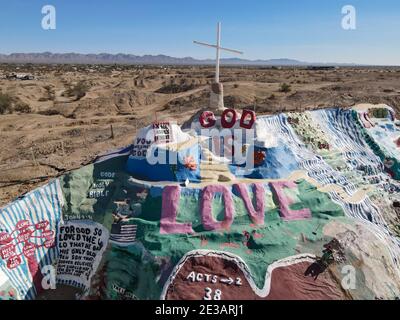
left=0, top=52, right=356, bottom=66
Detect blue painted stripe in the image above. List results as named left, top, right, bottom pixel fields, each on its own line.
left=0, top=181, right=64, bottom=300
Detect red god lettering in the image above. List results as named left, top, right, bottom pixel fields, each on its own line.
left=199, top=111, right=216, bottom=128
left=220, top=108, right=237, bottom=128
left=200, top=109, right=256, bottom=129
left=240, top=110, right=256, bottom=129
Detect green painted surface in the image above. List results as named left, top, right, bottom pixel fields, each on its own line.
left=60, top=157, right=346, bottom=298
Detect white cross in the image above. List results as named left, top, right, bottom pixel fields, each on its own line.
left=194, top=22, right=243, bottom=83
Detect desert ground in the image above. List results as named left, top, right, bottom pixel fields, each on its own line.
left=1, top=64, right=400, bottom=206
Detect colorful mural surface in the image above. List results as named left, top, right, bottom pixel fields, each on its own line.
left=1, top=104, right=400, bottom=300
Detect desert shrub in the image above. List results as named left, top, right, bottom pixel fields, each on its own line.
left=233, top=83, right=239, bottom=89
left=64, top=81, right=89, bottom=100
left=155, top=83, right=195, bottom=94
left=37, top=109, right=60, bottom=116
left=43, top=85, right=55, bottom=100
left=14, top=103, right=31, bottom=113
left=0, top=92, right=13, bottom=114
left=268, top=94, right=276, bottom=100
left=279, top=83, right=291, bottom=93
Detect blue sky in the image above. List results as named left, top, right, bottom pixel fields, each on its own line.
left=0, top=0, right=399, bottom=65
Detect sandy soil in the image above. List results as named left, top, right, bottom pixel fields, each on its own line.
left=1, top=64, right=400, bottom=206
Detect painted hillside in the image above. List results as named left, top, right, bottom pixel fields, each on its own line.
left=1, top=103, right=400, bottom=300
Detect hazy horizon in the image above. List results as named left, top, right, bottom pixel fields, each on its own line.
left=0, top=51, right=397, bottom=67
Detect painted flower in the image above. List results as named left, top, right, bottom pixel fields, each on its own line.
left=253, top=150, right=266, bottom=166
left=395, top=137, right=400, bottom=148
left=184, top=156, right=197, bottom=171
